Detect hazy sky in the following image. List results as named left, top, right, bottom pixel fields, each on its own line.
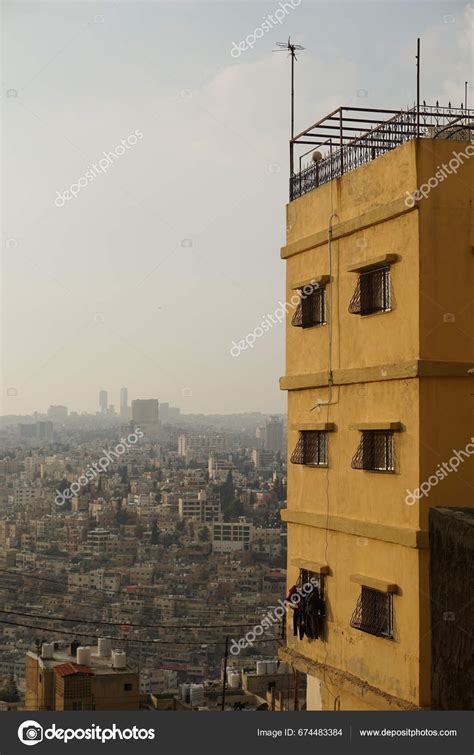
left=2, top=0, right=472, bottom=415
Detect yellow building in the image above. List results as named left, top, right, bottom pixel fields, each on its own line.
left=25, top=642, right=139, bottom=710
left=279, top=105, right=474, bottom=710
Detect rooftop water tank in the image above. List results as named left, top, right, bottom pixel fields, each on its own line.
left=190, top=684, right=204, bottom=706
left=76, top=646, right=91, bottom=666
left=112, top=650, right=126, bottom=669
left=98, top=637, right=112, bottom=657
left=228, top=672, right=240, bottom=689
left=256, top=661, right=266, bottom=676
left=41, top=643, right=54, bottom=659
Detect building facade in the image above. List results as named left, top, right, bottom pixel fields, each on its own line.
left=211, top=518, right=253, bottom=553
left=131, top=399, right=160, bottom=439
left=25, top=644, right=139, bottom=711
left=279, top=124, right=474, bottom=710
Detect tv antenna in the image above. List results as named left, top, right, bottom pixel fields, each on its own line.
left=274, top=37, right=305, bottom=140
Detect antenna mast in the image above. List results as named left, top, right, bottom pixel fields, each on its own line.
left=416, top=38, right=421, bottom=138
left=274, top=37, right=305, bottom=176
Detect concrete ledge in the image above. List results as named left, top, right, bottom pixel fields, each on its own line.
left=290, top=422, right=336, bottom=432
left=349, top=422, right=403, bottom=431
left=281, top=197, right=417, bottom=260
left=347, top=253, right=400, bottom=273
left=278, top=645, right=419, bottom=710
left=291, top=558, right=330, bottom=574
left=280, top=360, right=474, bottom=391
left=280, top=508, right=429, bottom=549
left=418, top=360, right=474, bottom=377
left=291, top=274, right=330, bottom=290
left=350, top=573, right=399, bottom=593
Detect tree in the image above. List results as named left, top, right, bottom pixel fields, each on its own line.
left=220, top=470, right=235, bottom=505
left=198, top=526, right=210, bottom=542
left=150, top=520, right=160, bottom=545
left=0, top=674, right=20, bottom=703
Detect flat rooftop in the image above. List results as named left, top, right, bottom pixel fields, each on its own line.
left=27, top=646, right=135, bottom=675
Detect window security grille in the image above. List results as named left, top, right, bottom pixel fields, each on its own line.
left=292, top=284, right=327, bottom=328
left=291, top=431, right=328, bottom=467
left=348, top=266, right=391, bottom=315
left=351, top=431, right=394, bottom=472
left=292, top=569, right=326, bottom=641
left=350, top=586, right=393, bottom=638
left=300, top=568, right=325, bottom=600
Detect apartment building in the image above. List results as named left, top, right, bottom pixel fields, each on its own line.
left=25, top=642, right=139, bottom=710
left=178, top=491, right=221, bottom=523
left=212, top=518, right=253, bottom=553
left=68, top=570, right=120, bottom=594
left=250, top=449, right=275, bottom=470
left=279, top=104, right=474, bottom=710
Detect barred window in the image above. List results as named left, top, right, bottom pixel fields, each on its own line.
left=350, top=587, right=393, bottom=639
left=291, top=431, right=328, bottom=467
left=292, top=284, right=327, bottom=328
left=348, top=266, right=391, bottom=315
left=300, top=569, right=325, bottom=601
left=351, top=431, right=394, bottom=472
left=292, top=569, right=326, bottom=641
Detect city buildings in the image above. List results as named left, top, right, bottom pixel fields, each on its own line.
left=99, top=390, right=108, bottom=415
left=131, top=399, right=160, bottom=439
left=120, top=387, right=129, bottom=420
left=47, top=406, right=68, bottom=423
left=18, top=422, right=53, bottom=443
left=0, top=410, right=286, bottom=709
left=264, top=417, right=284, bottom=453
left=279, top=104, right=474, bottom=709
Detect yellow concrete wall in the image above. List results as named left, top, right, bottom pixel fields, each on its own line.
left=25, top=656, right=54, bottom=711
left=417, top=139, right=474, bottom=362
left=91, top=673, right=139, bottom=710
left=286, top=140, right=418, bottom=245
left=285, top=211, right=420, bottom=376
left=286, top=524, right=425, bottom=707
left=287, top=380, right=420, bottom=530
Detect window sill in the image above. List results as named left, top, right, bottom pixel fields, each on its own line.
left=350, top=573, right=398, bottom=593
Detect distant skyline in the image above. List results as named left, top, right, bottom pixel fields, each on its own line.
left=2, top=1, right=472, bottom=414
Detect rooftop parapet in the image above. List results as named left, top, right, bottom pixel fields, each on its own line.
left=290, top=104, right=474, bottom=200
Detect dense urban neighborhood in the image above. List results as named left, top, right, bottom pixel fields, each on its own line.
left=0, top=403, right=295, bottom=710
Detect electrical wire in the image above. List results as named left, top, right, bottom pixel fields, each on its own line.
left=0, top=618, right=282, bottom=647
left=0, top=570, right=277, bottom=629
left=0, top=607, right=280, bottom=633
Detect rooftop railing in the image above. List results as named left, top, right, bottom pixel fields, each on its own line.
left=290, top=104, right=474, bottom=201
